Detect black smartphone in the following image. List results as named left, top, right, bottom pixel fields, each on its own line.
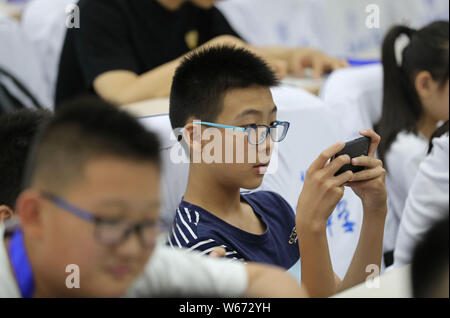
left=331, top=136, right=371, bottom=176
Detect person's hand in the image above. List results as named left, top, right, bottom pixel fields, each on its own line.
left=287, top=48, right=349, bottom=79
left=209, top=246, right=226, bottom=258
left=296, top=142, right=354, bottom=231
left=344, top=130, right=387, bottom=214
left=266, top=57, right=288, bottom=80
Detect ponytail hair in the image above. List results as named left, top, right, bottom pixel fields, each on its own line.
left=375, top=21, right=449, bottom=167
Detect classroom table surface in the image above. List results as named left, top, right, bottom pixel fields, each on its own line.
left=122, top=77, right=325, bottom=117
left=332, top=264, right=412, bottom=298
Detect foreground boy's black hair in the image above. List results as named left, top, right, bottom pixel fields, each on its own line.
left=412, top=215, right=449, bottom=298
left=169, top=45, right=279, bottom=129
left=24, top=97, right=161, bottom=192
left=0, top=109, right=51, bottom=207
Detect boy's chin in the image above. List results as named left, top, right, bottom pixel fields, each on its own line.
left=240, top=175, right=265, bottom=190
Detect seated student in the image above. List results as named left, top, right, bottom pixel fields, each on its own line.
left=168, top=46, right=387, bottom=297
left=393, top=128, right=449, bottom=268
left=374, top=21, right=449, bottom=262
left=0, top=97, right=307, bottom=298
left=55, top=0, right=348, bottom=106
left=0, top=109, right=51, bottom=222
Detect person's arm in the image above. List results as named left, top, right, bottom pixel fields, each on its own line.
left=94, top=38, right=347, bottom=105
left=244, top=262, right=308, bottom=298
left=394, top=134, right=449, bottom=267
left=128, top=244, right=307, bottom=297
left=254, top=46, right=349, bottom=79
left=93, top=35, right=247, bottom=105
left=296, top=129, right=387, bottom=297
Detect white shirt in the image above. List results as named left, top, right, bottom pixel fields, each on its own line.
left=0, top=224, right=248, bottom=298
left=383, top=131, right=428, bottom=252
left=0, top=225, right=20, bottom=298
left=393, top=133, right=449, bottom=268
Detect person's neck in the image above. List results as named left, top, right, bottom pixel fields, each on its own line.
left=417, top=115, right=439, bottom=140
left=183, top=166, right=242, bottom=218
left=156, top=0, right=186, bottom=10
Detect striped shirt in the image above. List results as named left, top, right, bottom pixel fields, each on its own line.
left=167, top=191, right=300, bottom=271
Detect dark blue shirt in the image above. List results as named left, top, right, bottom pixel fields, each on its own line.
left=167, top=191, right=300, bottom=277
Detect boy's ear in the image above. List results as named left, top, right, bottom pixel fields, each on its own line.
left=0, top=205, right=14, bottom=222
left=182, top=120, right=202, bottom=153
left=15, top=190, right=44, bottom=240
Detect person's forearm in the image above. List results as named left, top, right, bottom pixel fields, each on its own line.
left=338, top=205, right=387, bottom=292
left=244, top=263, right=307, bottom=298
left=297, top=220, right=337, bottom=297
left=110, top=59, right=180, bottom=105
left=252, top=46, right=292, bottom=61
left=101, top=35, right=248, bottom=105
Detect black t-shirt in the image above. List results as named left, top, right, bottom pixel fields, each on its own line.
left=55, top=0, right=241, bottom=107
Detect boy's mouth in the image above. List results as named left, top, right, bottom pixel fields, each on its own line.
left=253, top=162, right=270, bottom=175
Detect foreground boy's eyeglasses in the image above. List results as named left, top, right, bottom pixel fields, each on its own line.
left=40, top=192, right=167, bottom=248
left=193, top=120, right=290, bottom=145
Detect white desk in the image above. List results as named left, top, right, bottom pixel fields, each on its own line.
left=121, top=76, right=326, bottom=117
left=333, top=265, right=412, bottom=298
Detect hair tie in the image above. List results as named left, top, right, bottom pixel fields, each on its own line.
left=395, top=33, right=411, bottom=67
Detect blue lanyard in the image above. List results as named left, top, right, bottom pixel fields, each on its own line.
left=8, top=229, right=35, bottom=298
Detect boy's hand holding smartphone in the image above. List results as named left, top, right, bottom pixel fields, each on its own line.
left=296, top=129, right=387, bottom=232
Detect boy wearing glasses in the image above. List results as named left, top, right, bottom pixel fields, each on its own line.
left=0, top=97, right=307, bottom=297
left=169, top=46, right=388, bottom=297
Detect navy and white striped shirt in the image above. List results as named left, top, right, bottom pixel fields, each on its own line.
left=167, top=191, right=300, bottom=272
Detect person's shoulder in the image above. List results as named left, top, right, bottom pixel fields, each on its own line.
left=389, top=131, right=428, bottom=156
left=386, top=131, right=429, bottom=176
left=244, top=190, right=290, bottom=205
left=243, top=191, right=294, bottom=215
left=431, top=133, right=449, bottom=154
left=168, top=203, right=222, bottom=250
left=77, top=0, right=126, bottom=13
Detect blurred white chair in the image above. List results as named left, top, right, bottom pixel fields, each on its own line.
left=21, top=0, right=78, bottom=105
left=139, top=113, right=189, bottom=226
left=0, top=15, right=52, bottom=110
left=319, top=64, right=383, bottom=140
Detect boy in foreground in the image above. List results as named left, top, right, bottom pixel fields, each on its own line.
left=0, top=97, right=307, bottom=297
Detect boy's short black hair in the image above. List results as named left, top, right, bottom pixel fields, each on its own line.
left=0, top=109, right=51, bottom=208
left=24, top=97, right=161, bottom=193
left=169, top=45, right=279, bottom=129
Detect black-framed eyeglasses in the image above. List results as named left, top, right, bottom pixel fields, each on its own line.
left=41, top=192, right=167, bottom=248
left=193, top=120, right=290, bottom=145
